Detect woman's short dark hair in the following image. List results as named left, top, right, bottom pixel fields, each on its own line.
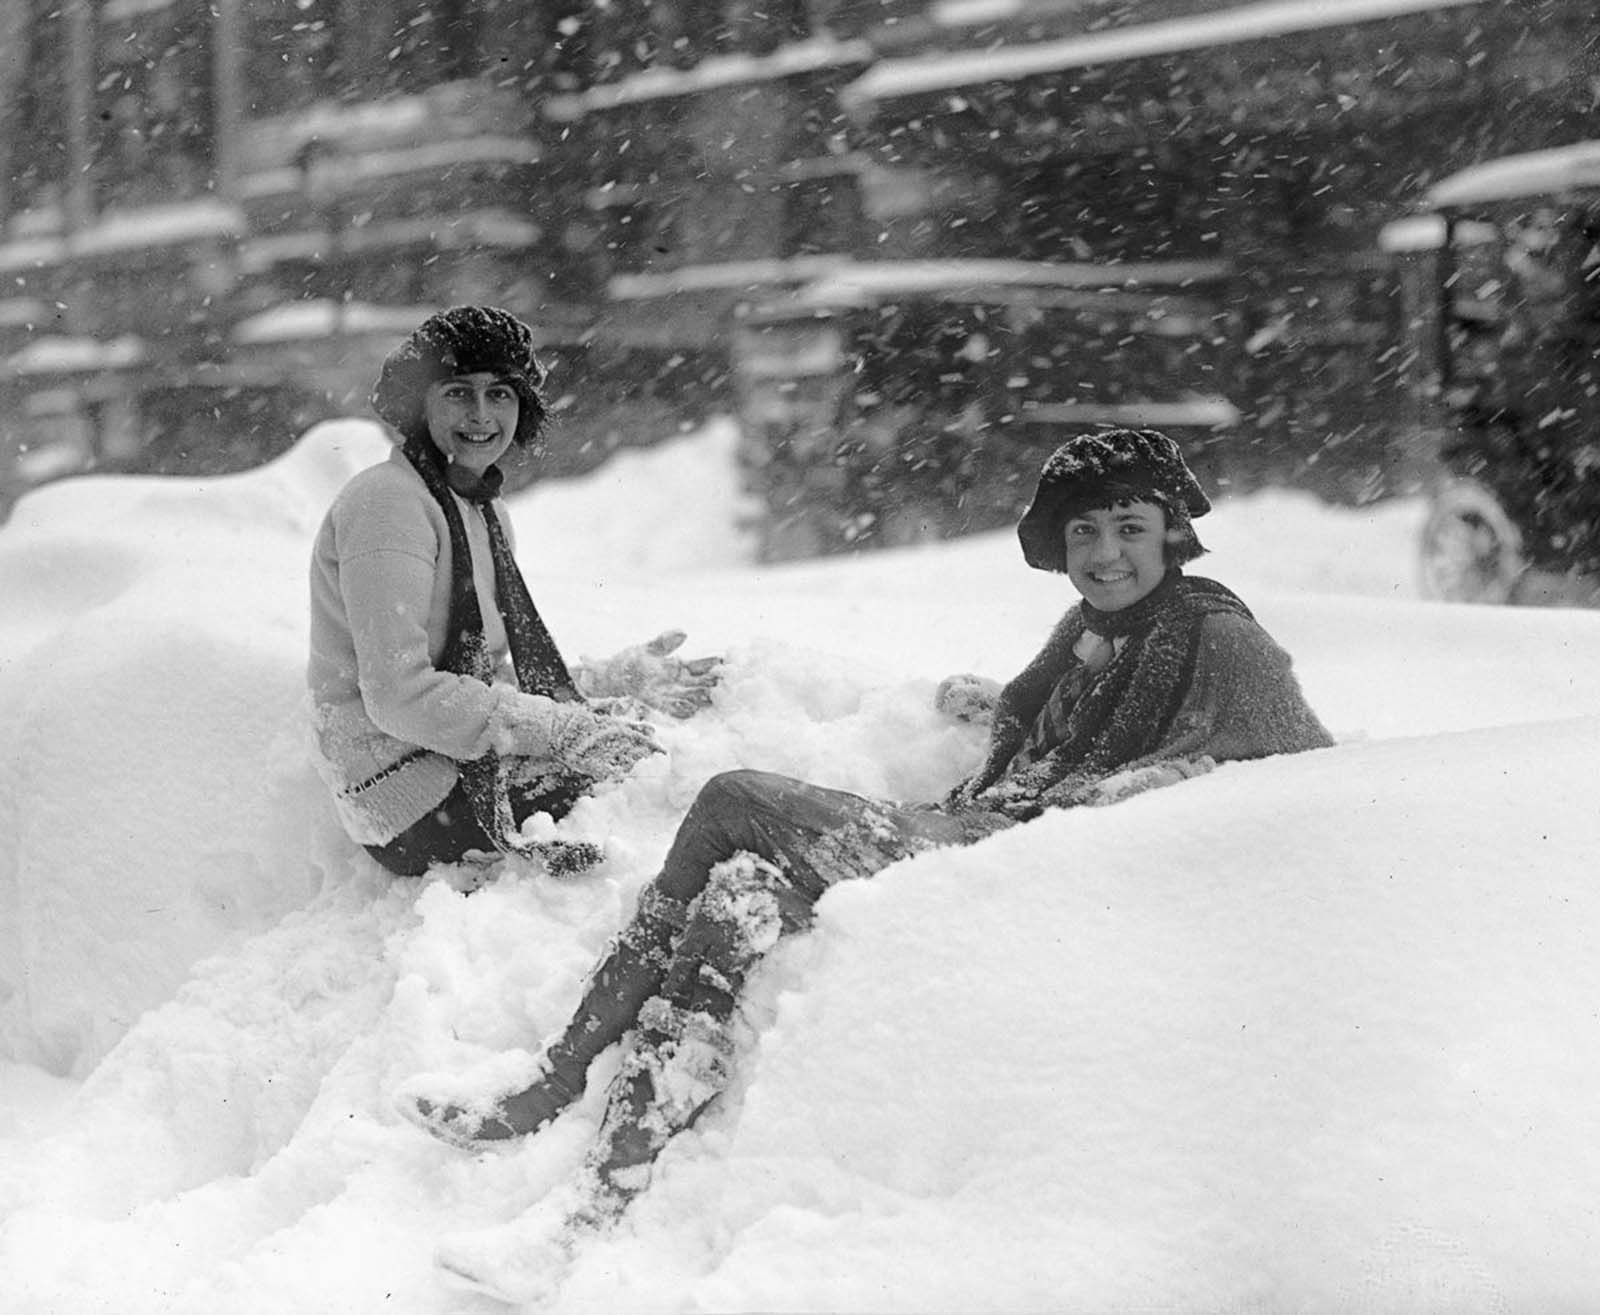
left=1054, top=482, right=1208, bottom=568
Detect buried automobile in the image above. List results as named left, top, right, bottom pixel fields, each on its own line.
left=1386, top=140, right=1600, bottom=604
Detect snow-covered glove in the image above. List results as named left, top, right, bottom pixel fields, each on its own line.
left=1044, top=756, right=1218, bottom=810
left=944, top=752, right=1043, bottom=811
left=980, top=774, right=1072, bottom=820
left=943, top=771, right=1008, bottom=811
left=942, top=777, right=982, bottom=810
left=491, top=694, right=660, bottom=781
left=573, top=630, right=722, bottom=719
left=934, top=672, right=1003, bottom=726
left=523, top=837, right=605, bottom=877
left=585, top=694, right=656, bottom=722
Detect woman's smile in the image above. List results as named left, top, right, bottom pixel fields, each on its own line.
left=1063, top=501, right=1170, bottom=611
left=424, top=373, right=519, bottom=473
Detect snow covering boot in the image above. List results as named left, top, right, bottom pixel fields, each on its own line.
left=570, top=853, right=792, bottom=1218
left=400, top=888, right=687, bottom=1148
left=578, top=997, right=737, bottom=1223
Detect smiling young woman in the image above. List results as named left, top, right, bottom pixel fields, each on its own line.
left=304, top=306, right=714, bottom=878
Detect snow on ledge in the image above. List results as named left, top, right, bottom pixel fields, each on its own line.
left=7, top=335, right=146, bottom=374
left=611, top=256, right=1229, bottom=305
left=799, top=257, right=1229, bottom=300
left=931, top=0, right=1031, bottom=24
left=68, top=200, right=245, bottom=258
left=844, top=0, right=1487, bottom=107
left=545, top=36, right=873, bottom=120
left=1020, top=397, right=1243, bottom=428
left=0, top=235, right=68, bottom=273
left=0, top=200, right=242, bottom=270
left=101, top=0, right=176, bottom=18
left=1425, top=140, right=1600, bottom=210
left=232, top=301, right=436, bottom=345
left=239, top=136, right=541, bottom=201
left=608, top=256, right=851, bottom=300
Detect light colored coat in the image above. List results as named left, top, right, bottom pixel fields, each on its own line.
left=306, top=446, right=553, bottom=843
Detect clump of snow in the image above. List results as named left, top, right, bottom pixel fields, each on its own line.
left=3, top=414, right=1600, bottom=1312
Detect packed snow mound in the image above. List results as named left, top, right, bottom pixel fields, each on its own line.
left=5, top=415, right=1600, bottom=1312
left=570, top=717, right=1600, bottom=1313
left=0, top=419, right=392, bottom=1077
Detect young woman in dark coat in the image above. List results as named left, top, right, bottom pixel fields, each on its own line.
left=398, top=425, right=1333, bottom=1232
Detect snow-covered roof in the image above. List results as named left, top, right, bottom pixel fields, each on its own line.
left=1425, top=141, right=1600, bottom=210
left=545, top=36, right=873, bottom=120
left=844, top=0, right=1487, bottom=108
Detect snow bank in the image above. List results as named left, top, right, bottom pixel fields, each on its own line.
left=3, top=416, right=1600, bottom=1312
left=0, top=420, right=392, bottom=1077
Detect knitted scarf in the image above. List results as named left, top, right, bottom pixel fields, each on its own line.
left=403, top=436, right=581, bottom=849
left=1011, top=572, right=1255, bottom=778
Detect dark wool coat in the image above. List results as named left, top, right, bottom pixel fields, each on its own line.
left=966, top=573, right=1333, bottom=808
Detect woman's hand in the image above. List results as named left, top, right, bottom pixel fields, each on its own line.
left=549, top=708, right=660, bottom=781
left=933, top=672, right=1002, bottom=725
left=492, top=695, right=660, bottom=780
left=574, top=630, right=722, bottom=719
left=1066, top=756, right=1217, bottom=807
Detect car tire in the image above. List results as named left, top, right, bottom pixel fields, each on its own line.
left=1418, top=477, right=1526, bottom=603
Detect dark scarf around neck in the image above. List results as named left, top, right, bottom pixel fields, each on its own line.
left=1017, top=572, right=1254, bottom=775
left=403, top=436, right=581, bottom=849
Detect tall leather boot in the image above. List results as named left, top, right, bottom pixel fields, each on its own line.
left=402, top=886, right=687, bottom=1148
left=575, top=855, right=793, bottom=1220
left=579, top=997, right=737, bottom=1224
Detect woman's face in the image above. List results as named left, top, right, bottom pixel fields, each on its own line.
left=423, top=372, right=518, bottom=474
left=1063, top=500, right=1171, bottom=612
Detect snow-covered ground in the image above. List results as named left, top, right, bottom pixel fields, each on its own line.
left=2, top=417, right=1599, bottom=1313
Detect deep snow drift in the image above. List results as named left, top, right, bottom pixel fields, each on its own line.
left=2, top=418, right=1599, bottom=1313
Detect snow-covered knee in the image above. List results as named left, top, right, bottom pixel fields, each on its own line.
left=696, top=853, right=787, bottom=967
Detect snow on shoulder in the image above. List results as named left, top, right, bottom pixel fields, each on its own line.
left=4, top=418, right=1600, bottom=1311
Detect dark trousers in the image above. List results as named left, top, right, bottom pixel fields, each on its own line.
left=631, top=769, right=1010, bottom=1020
left=566, top=769, right=1013, bottom=1213
left=365, top=776, right=586, bottom=877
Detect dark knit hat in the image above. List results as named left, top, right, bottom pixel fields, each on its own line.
left=371, top=306, right=548, bottom=448
left=1017, top=428, right=1211, bottom=573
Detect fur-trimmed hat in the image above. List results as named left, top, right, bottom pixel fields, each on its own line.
left=1017, top=428, right=1211, bottom=573
left=371, top=306, right=548, bottom=448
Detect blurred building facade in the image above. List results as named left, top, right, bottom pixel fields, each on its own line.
left=0, top=0, right=1595, bottom=551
